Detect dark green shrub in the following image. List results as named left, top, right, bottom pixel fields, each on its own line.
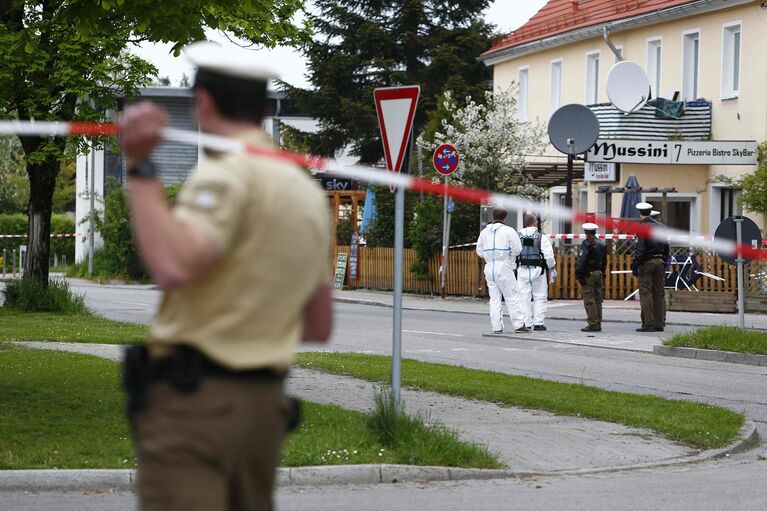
left=0, top=213, right=74, bottom=265
left=94, top=183, right=146, bottom=281
left=2, top=276, right=88, bottom=314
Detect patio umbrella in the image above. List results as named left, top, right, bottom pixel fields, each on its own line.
left=619, top=174, right=642, bottom=219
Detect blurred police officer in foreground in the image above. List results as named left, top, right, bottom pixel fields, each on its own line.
left=575, top=223, right=607, bottom=332
left=119, top=41, right=332, bottom=511
left=632, top=202, right=669, bottom=332
left=476, top=207, right=526, bottom=333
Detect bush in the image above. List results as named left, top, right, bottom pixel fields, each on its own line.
left=2, top=276, right=88, bottom=314
left=0, top=213, right=75, bottom=265
left=82, top=180, right=184, bottom=281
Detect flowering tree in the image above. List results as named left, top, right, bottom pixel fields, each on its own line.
left=421, top=86, right=546, bottom=198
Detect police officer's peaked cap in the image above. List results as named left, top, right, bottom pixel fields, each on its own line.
left=650, top=210, right=661, bottom=217
left=636, top=202, right=653, bottom=211
left=582, top=223, right=599, bottom=232
left=183, top=41, right=280, bottom=82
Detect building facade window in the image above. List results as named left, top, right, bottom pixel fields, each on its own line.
left=586, top=52, right=600, bottom=104
left=550, top=60, right=562, bottom=115
left=682, top=31, right=700, bottom=101
left=518, top=67, right=529, bottom=122
left=721, top=23, right=741, bottom=99
left=646, top=38, right=662, bottom=99
left=644, top=193, right=700, bottom=233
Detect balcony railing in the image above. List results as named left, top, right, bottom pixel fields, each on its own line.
left=589, top=100, right=711, bottom=141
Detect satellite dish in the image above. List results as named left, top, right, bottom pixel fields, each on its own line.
left=606, top=61, right=651, bottom=113
left=548, top=104, right=600, bottom=155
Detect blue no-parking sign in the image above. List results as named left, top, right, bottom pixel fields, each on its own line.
left=433, top=144, right=460, bottom=175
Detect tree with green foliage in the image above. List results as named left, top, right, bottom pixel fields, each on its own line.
left=0, top=0, right=309, bottom=287
left=738, top=142, right=767, bottom=225
left=282, top=0, right=494, bottom=163
left=421, top=87, right=546, bottom=196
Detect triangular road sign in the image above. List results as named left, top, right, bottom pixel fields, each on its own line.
left=374, top=86, right=420, bottom=174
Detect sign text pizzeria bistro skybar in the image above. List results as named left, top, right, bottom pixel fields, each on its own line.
left=586, top=139, right=758, bottom=165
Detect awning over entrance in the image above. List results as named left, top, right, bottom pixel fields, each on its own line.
left=522, top=160, right=584, bottom=188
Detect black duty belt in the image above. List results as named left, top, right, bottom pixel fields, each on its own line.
left=150, top=345, right=286, bottom=387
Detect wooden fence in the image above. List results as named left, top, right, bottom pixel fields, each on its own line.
left=333, top=246, right=763, bottom=300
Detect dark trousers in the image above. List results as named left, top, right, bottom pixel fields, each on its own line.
left=638, top=258, right=666, bottom=328
left=135, top=378, right=288, bottom=511
left=581, top=271, right=603, bottom=328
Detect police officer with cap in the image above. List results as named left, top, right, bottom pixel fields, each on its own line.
left=575, top=222, right=607, bottom=332
left=120, top=41, right=332, bottom=511
left=632, top=202, right=669, bottom=332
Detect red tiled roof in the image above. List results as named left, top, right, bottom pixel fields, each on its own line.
left=482, top=0, right=700, bottom=57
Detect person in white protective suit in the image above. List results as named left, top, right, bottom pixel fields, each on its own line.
left=516, top=214, right=556, bottom=331
left=475, top=207, right=526, bottom=334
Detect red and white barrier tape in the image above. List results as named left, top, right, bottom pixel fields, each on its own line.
left=1, top=120, right=765, bottom=261
left=0, top=233, right=81, bottom=238
left=449, top=236, right=767, bottom=248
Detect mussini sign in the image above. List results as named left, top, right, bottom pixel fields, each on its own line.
left=586, top=139, right=758, bottom=165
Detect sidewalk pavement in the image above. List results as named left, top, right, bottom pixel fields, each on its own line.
left=333, top=288, right=767, bottom=330
left=3, top=341, right=758, bottom=491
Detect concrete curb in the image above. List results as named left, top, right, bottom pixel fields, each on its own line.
left=0, top=421, right=757, bottom=491
left=653, top=345, right=767, bottom=366
left=333, top=297, right=767, bottom=330
left=483, top=333, right=651, bottom=353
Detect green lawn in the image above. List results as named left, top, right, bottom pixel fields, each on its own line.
left=664, top=326, right=767, bottom=356
left=0, top=344, right=498, bottom=470
left=0, top=308, right=148, bottom=344
left=296, top=352, right=745, bottom=450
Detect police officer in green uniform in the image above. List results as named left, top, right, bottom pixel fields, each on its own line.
left=632, top=202, right=670, bottom=332
left=119, top=42, right=332, bottom=511
left=575, top=223, right=607, bottom=332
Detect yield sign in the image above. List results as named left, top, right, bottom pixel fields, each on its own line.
left=374, top=86, right=420, bottom=174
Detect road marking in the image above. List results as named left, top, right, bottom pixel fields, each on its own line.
left=451, top=348, right=470, bottom=352
left=406, top=349, right=439, bottom=353
left=403, top=329, right=464, bottom=337
left=111, top=301, right=154, bottom=307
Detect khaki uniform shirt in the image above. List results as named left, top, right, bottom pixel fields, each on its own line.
left=149, top=130, right=331, bottom=370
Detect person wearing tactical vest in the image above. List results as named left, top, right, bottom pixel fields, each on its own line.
left=516, top=214, right=556, bottom=331
left=632, top=202, right=670, bottom=332
left=476, top=207, right=526, bottom=333
left=575, top=223, right=608, bottom=332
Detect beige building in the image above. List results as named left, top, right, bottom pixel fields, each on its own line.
left=480, top=0, right=766, bottom=235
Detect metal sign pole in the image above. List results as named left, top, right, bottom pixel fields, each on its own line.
left=392, top=132, right=415, bottom=414
left=88, top=146, right=96, bottom=278
left=441, top=175, right=448, bottom=298
left=392, top=180, right=406, bottom=414
left=735, top=215, right=745, bottom=329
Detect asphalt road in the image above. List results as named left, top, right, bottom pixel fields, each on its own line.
left=4, top=280, right=767, bottom=510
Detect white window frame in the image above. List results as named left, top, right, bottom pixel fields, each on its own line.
left=682, top=30, right=701, bottom=101
left=579, top=189, right=589, bottom=212
left=720, top=21, right=741, bottom=100
left=642, top=192, right=701, bottom=234
left=585, top=51, right=600, bottom=104
left=646, top=37, right=662, bottom=99
left=550, top=186, right=567, bottom=234
left=549, top=59, right=563, bottom=116
left=518, top=66, right=530, bottom=123
left=708, top=183, right=742, bottom=234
